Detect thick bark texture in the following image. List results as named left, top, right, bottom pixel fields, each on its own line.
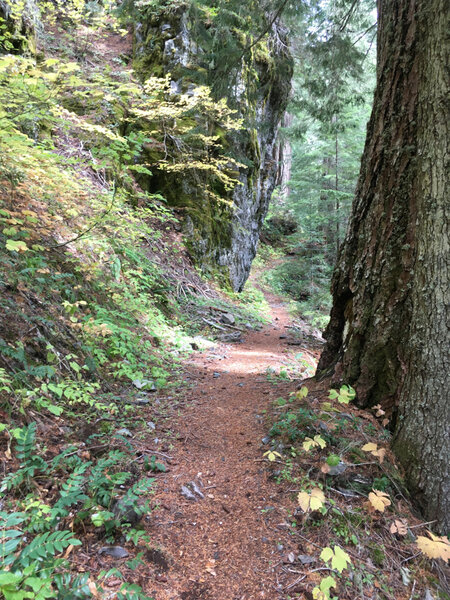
left=317, top=0, right=449, bottom=532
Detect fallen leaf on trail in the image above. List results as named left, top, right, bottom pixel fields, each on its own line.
left=369, top=489, right=391, bottom=512
left=416, top=531, right=450, bottom=561
left=206, top=559, right=217, bottom=576
left=390, top=519, right=408, bottom=536
left=373, top=447, right=386, bottom=462
left=362, top=442, right=377, bottom=452
left=298, top=488, right=325, bottom=512
left=104, top=578, right=122, bottom=588
left=372, top=404, right=385, bottom=417
left=296, top=386, right=308, bottom=398
left=362, top=442, right=386, bottom=463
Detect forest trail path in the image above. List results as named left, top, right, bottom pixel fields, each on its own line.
left=142, top=289, right=321, bottom=600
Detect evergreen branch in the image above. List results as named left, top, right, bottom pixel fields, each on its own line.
left=351, top=22, right=377, bottom=48
left=237, top=0, right=290, bottom=62
left=338, top=0, right=360, bottom=32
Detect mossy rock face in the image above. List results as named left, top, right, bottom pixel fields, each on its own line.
left=0, top=0, right=39, bottom=55
left=133, top=5, right=293, bottom=291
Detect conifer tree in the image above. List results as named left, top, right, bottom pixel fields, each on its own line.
left=317, top=0, right=449, bottom=532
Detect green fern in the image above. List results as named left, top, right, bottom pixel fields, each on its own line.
left=19, top=530, right=81, bottom=567
left=120, top=477, right=154, bottom=519
left=53, top=465, right=89, bottom=513
left=0, top=527, right=24, bottom=567
left=53, top=572, right=93, bottom=599
left=88, top=450, right=130, bottom=506
left=15, top=423, right=47, bottom=475
left=15, top=422, right=37, bottom=462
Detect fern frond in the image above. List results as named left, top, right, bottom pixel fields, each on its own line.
left=19, top=530, right=81, bottom=567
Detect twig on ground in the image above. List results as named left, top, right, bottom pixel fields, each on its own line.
left=201, top=318, right=227, bottom=331
left=408, top=580, right=416, bottom=600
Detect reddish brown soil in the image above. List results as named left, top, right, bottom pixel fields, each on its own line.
left=139, top=294, right=318, bottom=600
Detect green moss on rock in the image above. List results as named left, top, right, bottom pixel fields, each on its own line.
left=132, top=3, right=292, bottom=290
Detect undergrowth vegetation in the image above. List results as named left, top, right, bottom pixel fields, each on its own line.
left=0, top=3, right=269, bottom=597
left=262, top=385, right=450, bottom=599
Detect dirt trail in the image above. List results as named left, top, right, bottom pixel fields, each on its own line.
left=142, top=292, right=318, bottom=600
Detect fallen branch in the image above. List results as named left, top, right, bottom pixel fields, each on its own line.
left=201, top=318, right=227, bottom=331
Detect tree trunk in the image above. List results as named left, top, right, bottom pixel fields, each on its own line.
left=316, top=0, right=449, bottom=532
left=319, top=155, right=336, bottom=264
left=277, top=112, right=293, bottom=202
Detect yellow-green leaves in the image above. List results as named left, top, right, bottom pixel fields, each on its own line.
left=328, top=384, right=355, bottom=404
left=5, top=239, right=28, bottom=252
left=320, top=401, right=340, bottom=412
left=303, top=435, right=327, bottom=452
left=296, top=385, right=308, bottom=399
left=263, top=450, right=282, bottom=462
left=320, top=545, right=352, bottom=573
left=416, top=531, right=450, bottom=561
left=368, top=489, right=391, bottom=512
left=312, top=576, right=337, bottom=600
left=297, top=487, right=325, bottom=512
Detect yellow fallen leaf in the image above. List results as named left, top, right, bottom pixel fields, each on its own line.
left=372, top=447, right=386, bottom=463
left=369, top=489, right=391, bottom=512
left=303, top=435, right=326, bottom=452
left=87, top=580, right=98, bottom=597
left=372, top=404, right=386, bottom=417
left=263, top=450, right=282, bottom=462
left=417, top=531, right=450, bottom=561
left=390, top=519, right=408, bottom=536
left=315, top=435, right=327, bottom=449
left=362, top=442, right=386, bottom=463
left=298, top=488, right=325, bottom=513
left=296, top=386, right=308, bottom=399
left=362, top=442, right=377, bottom=452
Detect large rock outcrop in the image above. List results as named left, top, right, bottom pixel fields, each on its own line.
left=134, top=3, right=292, bottom=290
left=0, top=0, right=39, bottom=54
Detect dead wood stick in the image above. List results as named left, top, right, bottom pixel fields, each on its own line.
left=201, top=318, right=227, bottom=331
left=208, top=305, right=232, bottom=314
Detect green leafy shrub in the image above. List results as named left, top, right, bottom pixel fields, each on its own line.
left=0, top=423, right=154, bottom=599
